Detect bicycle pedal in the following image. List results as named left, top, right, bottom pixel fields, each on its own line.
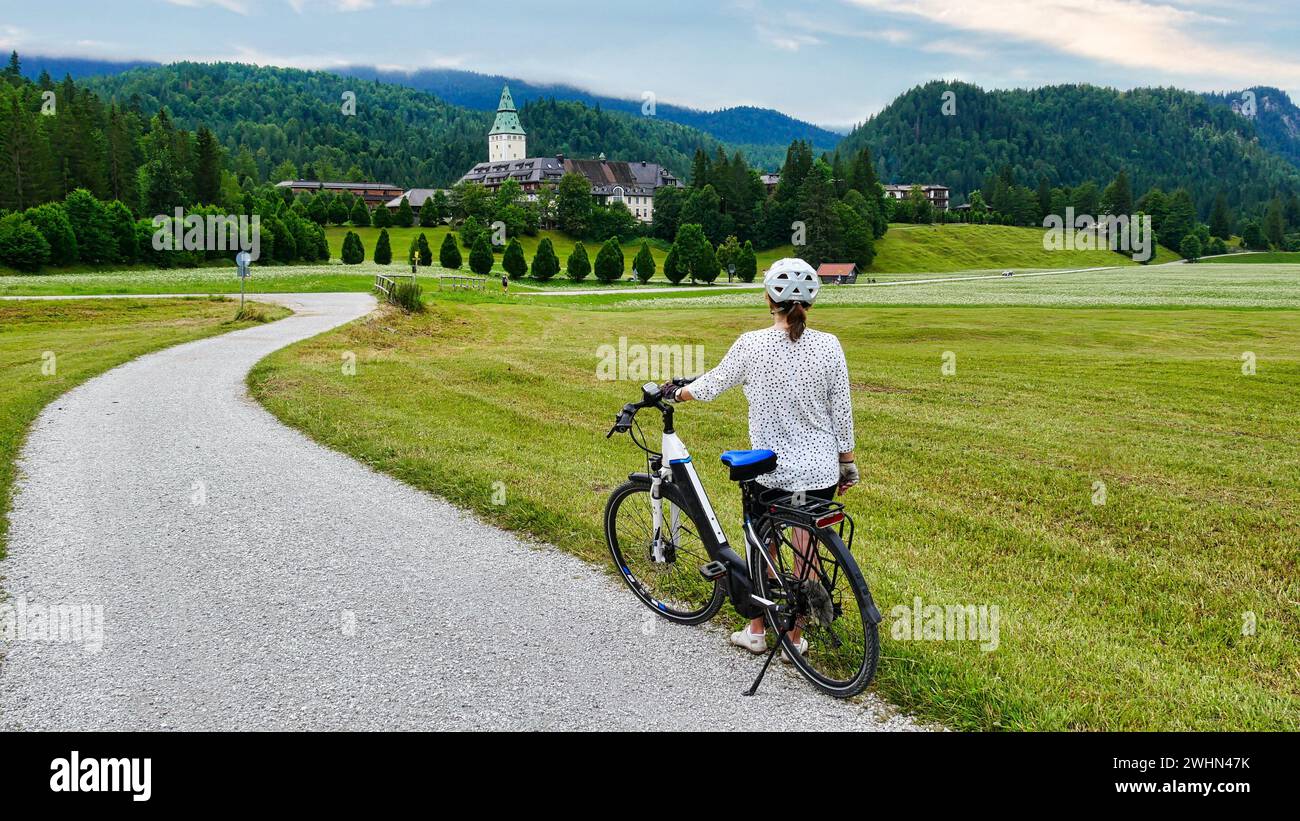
left=699, top=561, right=728, bottom=581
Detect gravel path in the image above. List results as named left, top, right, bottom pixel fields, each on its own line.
left=0, top=293, right=920, bottom=731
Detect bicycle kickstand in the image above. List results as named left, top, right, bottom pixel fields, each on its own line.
left=744, top=641, right=782, bottom=697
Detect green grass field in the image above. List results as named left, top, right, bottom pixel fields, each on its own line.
left=248, top=263, right=1299, bottom=731
left=1202, top=251, right=1300, bottom=264
left=0, top=297, right=289, bottom=557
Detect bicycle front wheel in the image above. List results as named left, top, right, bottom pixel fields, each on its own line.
left=753, top=519, right=879, bottom=697
left=604, top=480, right=724, bottom=625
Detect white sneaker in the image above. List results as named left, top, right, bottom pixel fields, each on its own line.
left=729, top=626, right=767, bottom=654
left=780, top=636, right=808, bottom=664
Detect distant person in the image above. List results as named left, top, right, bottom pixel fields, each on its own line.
left=501, top=274, right=509, bottom=294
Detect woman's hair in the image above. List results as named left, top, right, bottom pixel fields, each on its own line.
left=772, top=300, right=808, bottom=342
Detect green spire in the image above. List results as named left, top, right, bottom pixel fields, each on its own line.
left=490, top=84, right=526, bottom=136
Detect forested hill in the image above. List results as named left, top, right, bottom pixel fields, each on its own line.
left=839, top=80, right=1300, bottom=214
left=333, top=65, right=844, bottom=153
left=78, top=62, right=737, bottom=187
left=1202, top=86, right=1300, bottom=170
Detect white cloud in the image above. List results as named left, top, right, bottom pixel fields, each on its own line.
left=756, top=24, right=821, bottom=52
left=164, top=0, right=252, bottom=14
left=843, top=0, right=1300, bottom=90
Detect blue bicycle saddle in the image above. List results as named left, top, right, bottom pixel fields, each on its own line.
left=720, top=449, right=777, bottom=481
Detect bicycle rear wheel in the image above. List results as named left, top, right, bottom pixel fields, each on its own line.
left=753, top=518, right=879, bottom=697
left=604, top=480, right=724, bottom=625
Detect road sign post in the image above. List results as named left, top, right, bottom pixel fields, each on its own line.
left=235, top=251, right=252, bottom=310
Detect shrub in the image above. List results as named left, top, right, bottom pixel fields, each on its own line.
left=566, top=241, right=591, bottom=281
left=503, top=238, right=527, bottom=279
left=1181, top=233, right=1202, bottom=263
left=737, top=240, right=758, bottom=282
left=531, top=237, right=560, bottom=281
left=662, top=244, right=684, bottom=284
left=594, top=238, right=624, bottom=283
left=0, top=215, right=52, bottom=272
left=394, top=197, right=414, bottom=228
left=439, top=232, right=461, bottom=269
left=64, top=188, right=115, bottom=264
left=390, top=279, right=425, bottom=313
left=632, top=241, right=655, bottom=283
left=469, top=234, right=494, bottom=276
left=350, top=202, right=371, bottom=227
left=373, top=204, right=392, bottom=228
left=341, top=231, right=365, bottom=264
left=24, top=202, right=79, bottom=266
left=374, top=229, right=392, bottom=265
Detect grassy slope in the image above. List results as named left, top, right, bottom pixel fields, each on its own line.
left=249, top=280, right=1298, bottom=730
left=0, top=298, right=289, bottom=557
left=869, top=224, right=1182, bottom=272
left=1, top=224, right=1174, bottom=295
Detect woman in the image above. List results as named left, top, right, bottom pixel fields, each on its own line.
left=662, top=257, right=858, bottom=660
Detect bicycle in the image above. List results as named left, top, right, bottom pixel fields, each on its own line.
left=603, top=379, right=881, bottom=698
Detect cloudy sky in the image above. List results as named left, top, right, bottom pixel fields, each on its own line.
left=2, top=0, right=1298, bottom=129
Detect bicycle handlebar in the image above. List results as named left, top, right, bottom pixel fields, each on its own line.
left=604, top=377, right=697, bottom=438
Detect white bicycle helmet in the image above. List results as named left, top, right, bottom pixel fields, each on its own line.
left=763, top=258, right=820, bottom=305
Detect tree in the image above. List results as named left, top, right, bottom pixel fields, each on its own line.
left=328, top=197, right=350, bottom=225
left=193, top=126, right=223, bottom=206
left=439, top=231, right=461, bottom=269
left=503, top=237, right=527, bottom=279
left=566, top=240, right=590, bottom=282
left=1180, top=233, right=1202, bottom=263
left=373, top=204, right=392, bottom=228
left=1101, top=169, right=1133, bottom=216
left=419, top=197, right=439, bottom=227
left=556, top=171, right=592, bottom=236
left=662, top=244, right=684, bottom=284
left=105, top=200, right=138, bottom=263
left=632, top=241, right=656, bottom=283
left=651, top=185, right=687, bottom=241
left=673, top=223, right=718, bottom=284
left=469, top=233, right=494, bottom=276
left=594, top=238, right=625, bottom=283
left=416, top=231, right=431, bottom=266
left=459, top=215, right=485, bottom=249
left=714, top=235, right=742, bottom=278
left=1161, top=189, right=1195, bottom=253
left=1239, top=219, right=1267, bottom=250
left=350, top=201, right=371, bottom=227
left=63, top=188, right=115, bottom=263
left=374, top=228, right=392, bottom=265
left=0, top=214, right=51, bottom=272
left=394, top=196, right=414, bottom=228
left=1208, top=190, right=1233, bottom=240
left=341, top=230, right=364, bottom=264
left=1264, top=196, right=1286, bottom=248
left=24, top=202, right=79, bottom=265
left=531, top=237, right=560, bottom=281
left=737, top=240, right=758, bottom=282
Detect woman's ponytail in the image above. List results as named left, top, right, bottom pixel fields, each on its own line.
left=783, top=302, right=807, bottom=342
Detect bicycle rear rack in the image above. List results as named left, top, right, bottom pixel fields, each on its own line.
left=762, top=492, right=855, bottom=553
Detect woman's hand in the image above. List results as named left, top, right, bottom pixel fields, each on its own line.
left=838, top=460, right=859, bottom=494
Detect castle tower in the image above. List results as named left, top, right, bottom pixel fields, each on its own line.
left=488, top=84, right=526, bottom=162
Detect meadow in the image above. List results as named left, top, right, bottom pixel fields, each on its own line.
left=0, top=298, right=288, bottom=556
left=248, top=262, right=1300, bottom=731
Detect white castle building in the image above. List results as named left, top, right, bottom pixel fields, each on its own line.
left=488, top=84, right=527, bottom=162
left=460, top=85, right=680, bottom=224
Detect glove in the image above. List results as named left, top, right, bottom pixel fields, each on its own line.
left=838, top=460, right=860, bottom=491
left=659, top=381, right=682, bottom=402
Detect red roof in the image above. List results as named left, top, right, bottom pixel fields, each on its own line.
left=817, top=263, right=857, bottom=276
